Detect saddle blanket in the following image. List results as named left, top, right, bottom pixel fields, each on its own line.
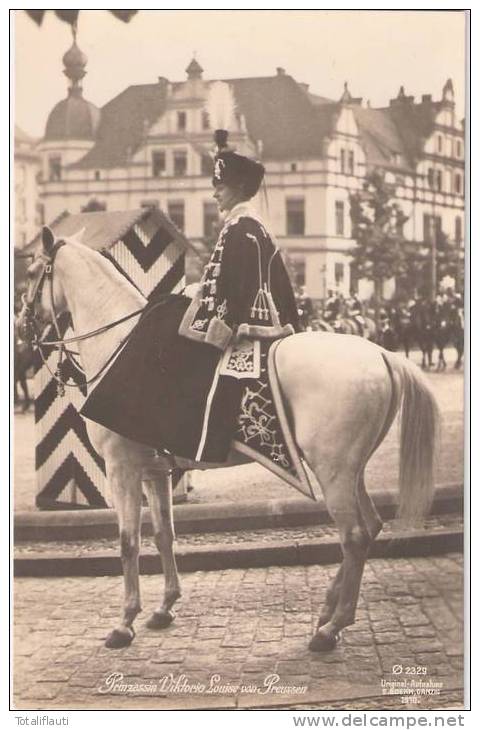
left=81, top=295, right=315, bottom=498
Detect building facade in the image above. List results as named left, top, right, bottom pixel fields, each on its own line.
left=37, top=42, right=465, bottom=298
left=14, top=126, right=42, bottom=250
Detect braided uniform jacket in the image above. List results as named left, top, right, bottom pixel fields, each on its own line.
left=179, top=204, right=299, bottom=349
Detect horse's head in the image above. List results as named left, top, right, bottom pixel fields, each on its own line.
left=18, top=225, right=74, bottom=341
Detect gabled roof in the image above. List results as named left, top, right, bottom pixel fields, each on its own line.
left=227, top=74, right=336, bottom=159
left=353, top=106, right=411, bottom=170
left=63, top=68, right=457, bottom=173
left=70, top=83, right=169, bottom=169
left=384, top=100, right=443, bottom=163
left=24, top=207, right=195, bottom=256
left=70, top=73, right=339, bottom=168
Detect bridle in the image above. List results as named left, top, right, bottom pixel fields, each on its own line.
left=21, top=242, right=145, bottom=395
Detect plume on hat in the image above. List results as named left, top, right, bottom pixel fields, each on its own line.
left=206, top=81, right=237, bottom=150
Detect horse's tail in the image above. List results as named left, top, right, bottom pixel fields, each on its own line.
left=382, top=350, right=440, bottom=526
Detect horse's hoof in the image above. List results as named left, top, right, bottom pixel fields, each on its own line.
left=146, top=610, right=175, bottom=630
left=105, top=626, right=135, bottom=649
left=308, top=630, right=340, bottom=652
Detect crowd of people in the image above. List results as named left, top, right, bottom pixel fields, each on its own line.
left=294, top=286, right=464, bottom=366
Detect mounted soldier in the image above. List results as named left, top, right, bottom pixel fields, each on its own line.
left=176, top=130, right=300, bottom=462
left=179, top=138, right=299, bottom=357
left=81, top=123, right=302, bottom=476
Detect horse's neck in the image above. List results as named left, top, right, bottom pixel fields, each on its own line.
left=55, top=245, right=146, bottom=383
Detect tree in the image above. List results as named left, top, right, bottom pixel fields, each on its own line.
left=349, top=170, right=409, bottom=307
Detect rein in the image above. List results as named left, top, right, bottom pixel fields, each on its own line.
left=22, top=242, right=147, bottom=395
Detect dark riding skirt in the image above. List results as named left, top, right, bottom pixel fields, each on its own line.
left=81, top=295, right=243, bottom=462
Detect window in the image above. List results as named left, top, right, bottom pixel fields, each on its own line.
left=454, top=173, right=463, bottom=195
left=140, top=199, right=159, bottom=209
left=456, top=140, right=462, bottom=158
left=152, top=151, right=166, bottom=177
left=168, top=200, right=185, bottom=232
left=289, top=255, right=306, bottom=287
left=340, top=148, right=346, bottom=173
left=348, top=151, right=355, bottom=174
left=436, top=170, right=442, bottom=191
left=335, top=201, right=345, bottom=235
left=177, top=111, right=187, bottom=131
left=437, top=135, right=443, bottom=153
left=201, top=111, right=210, bottom=130
left=286, top=198, right=305, bottom=235
left=203, top=202, right=219, bottom=238
left=423, top=214, right=442, bottom=244
left=48, top=156, right=61, bottom=181
left=173, top=150, right=187, bottom=177
left=94, top=170, right=101, bottom=181
left=201, top=153, right=213, bottom=177
left=334, top=262, right=344, bottom=288
left=455, top=216, right=463, bottom=244
left=291, top=162, right=297, bottom=172
left=427, top=168, right=434, bottom=188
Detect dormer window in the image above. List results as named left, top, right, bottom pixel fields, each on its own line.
left=291, top=162, right=297, bottom=172
left=174, top=150, right=187, bottom=177
left=340, top=148, right=346, bottom=173
left=177, top=111, right=187, bottom=131
left=94, top=170, right=101, bottom=181
left=152, top=151, right=166, bottom=177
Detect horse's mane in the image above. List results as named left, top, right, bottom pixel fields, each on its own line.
left=61, top=239, right=147, bottom=310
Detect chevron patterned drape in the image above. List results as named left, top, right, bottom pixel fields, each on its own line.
left=34, top=210, right=186, bottom=509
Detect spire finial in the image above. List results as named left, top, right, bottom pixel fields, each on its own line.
left=340, top=81, right=352, bottom=104
left=62, top=38, right=88, bottom=95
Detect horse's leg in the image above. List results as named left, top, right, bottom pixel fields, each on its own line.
left=316, top=472, right=383, bottom=628
left=104, top=457, right=143, bottom=649
left=309, top=468, right=373, bottom=651
left=20, top=376, right=30, bottom=411
left=142, top=455, right=181, bottom=629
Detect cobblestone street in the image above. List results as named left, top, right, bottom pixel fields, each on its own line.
left=13, top=553, right=464, bottom=710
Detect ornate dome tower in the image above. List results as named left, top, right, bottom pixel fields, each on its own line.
left=44, top=39, right=100, bottom=141
left=39, top=31, right=101, bottom=221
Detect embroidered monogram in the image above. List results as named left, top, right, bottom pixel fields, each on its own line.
left=192, top=318, right=208, bottom=331
left=236, top=378, right=292, bottom=471
left=216, top=299, right=227, bottom=319
left=219, top=339, right=261, bottom=380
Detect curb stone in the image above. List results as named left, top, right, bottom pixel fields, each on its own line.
left=14, top=483, right=462, bottom=543
left=14, top=525, right=463, bottom=577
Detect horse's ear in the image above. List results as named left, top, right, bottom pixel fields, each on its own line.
left=42, top=226, right=55, bottom=253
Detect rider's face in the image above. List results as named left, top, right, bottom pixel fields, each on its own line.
left=213, top=183, right=244, bottom=213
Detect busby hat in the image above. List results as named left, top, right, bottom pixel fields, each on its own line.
left=212, top=150, right=265, bottom=199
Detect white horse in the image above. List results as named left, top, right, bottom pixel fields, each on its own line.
left=20, top=226, right=440, bottom=653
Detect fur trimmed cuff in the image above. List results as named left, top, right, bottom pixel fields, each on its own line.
left=236, top=323, right=295, bottom=340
